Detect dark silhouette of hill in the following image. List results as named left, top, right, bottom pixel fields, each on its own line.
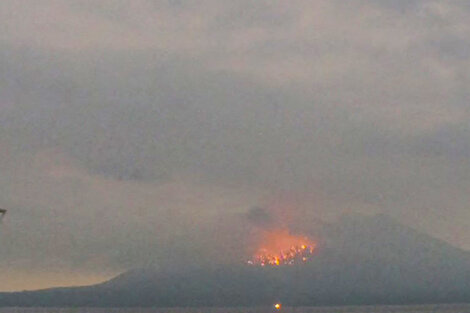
left=1, top=214, right=469, bottom=307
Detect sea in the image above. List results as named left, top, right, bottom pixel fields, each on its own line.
left=0, top=305, right=469, bottom=313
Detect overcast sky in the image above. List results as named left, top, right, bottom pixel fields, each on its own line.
left=1, top=0, right=470, bottom=291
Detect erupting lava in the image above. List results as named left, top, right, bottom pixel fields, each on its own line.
left=247, top=229, right=316, bottom=267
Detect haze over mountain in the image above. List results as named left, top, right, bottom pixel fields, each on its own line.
left=1, top=215, right=468, bottom=307
left=2, top=0, right=470, bottom=291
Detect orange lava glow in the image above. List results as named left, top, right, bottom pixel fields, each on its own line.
left=247, top=229, right=316, bottom=267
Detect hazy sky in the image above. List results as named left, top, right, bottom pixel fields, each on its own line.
left=1, top=0, right=470, bottom=291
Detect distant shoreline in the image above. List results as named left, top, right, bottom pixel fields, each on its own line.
left=1, top=303, right=469, bottom=312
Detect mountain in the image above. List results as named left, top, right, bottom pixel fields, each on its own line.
left=1, top=214, right=469, bottom=307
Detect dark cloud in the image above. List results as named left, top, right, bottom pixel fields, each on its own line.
left=245, top=207, right=273, bottom=228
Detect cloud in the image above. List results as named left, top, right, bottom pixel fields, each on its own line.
left=0, top=148, right=266, bottom=272
left=1, top=0, right=470, bottom=290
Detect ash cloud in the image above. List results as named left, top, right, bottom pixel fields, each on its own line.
left=245, top=207, right=273, bottom=228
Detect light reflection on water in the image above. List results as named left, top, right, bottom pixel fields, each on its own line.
left=0, top=304, right=469, bottom=313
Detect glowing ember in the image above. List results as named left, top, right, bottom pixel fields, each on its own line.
left=274, top=303, right=282, bottom=310
left=248, top=229, right=316, bottom=266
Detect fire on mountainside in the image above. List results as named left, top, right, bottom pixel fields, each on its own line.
left=247, top=229, right=316, bottom=267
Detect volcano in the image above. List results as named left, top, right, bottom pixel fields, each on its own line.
left=1, top=214, right=469, bottom=307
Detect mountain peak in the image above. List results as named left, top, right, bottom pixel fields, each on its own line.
left=1, top=215, right=469, bottom=307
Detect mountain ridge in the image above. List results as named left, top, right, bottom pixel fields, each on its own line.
left=1, top=214, right=469, bottom=307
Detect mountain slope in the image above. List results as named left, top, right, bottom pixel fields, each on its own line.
left=1, top=215, right=469, bottom=307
